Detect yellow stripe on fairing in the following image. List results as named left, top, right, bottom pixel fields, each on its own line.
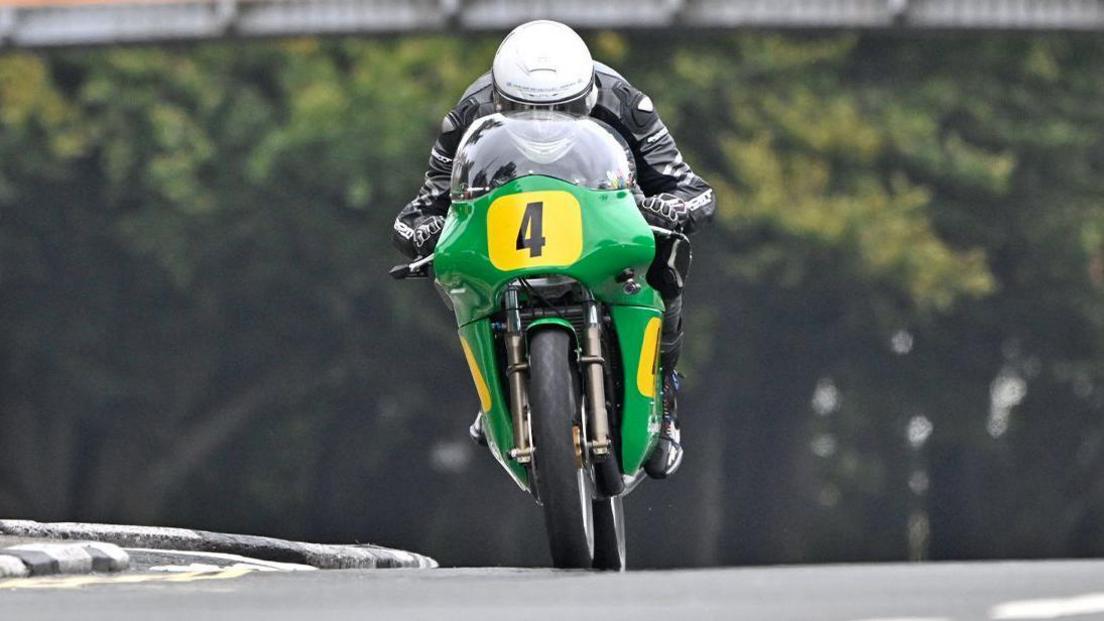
left=637, top=317, right=662, bottom=398
left=460, top=336, right=492, bottom=412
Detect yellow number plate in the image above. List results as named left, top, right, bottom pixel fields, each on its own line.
left=487, top=191, right=583, bottom=271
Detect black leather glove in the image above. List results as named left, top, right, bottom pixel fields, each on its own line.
left=412, top=215, right=444, bottom=257
left=639, top=193, right=690, bottom=231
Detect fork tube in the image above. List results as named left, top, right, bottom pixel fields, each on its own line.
left=504, top=285, right=532, bottom=464
left=582, top=297, right=612, bottom=458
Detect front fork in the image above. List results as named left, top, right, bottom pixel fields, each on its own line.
left=581, top=294, right=612, bottom=459
left=503, top=284, right=614, bottom=466
left=504, top=285, right=533, bottom=465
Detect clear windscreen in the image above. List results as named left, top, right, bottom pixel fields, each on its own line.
left=450, top=111, right=635, bottom=201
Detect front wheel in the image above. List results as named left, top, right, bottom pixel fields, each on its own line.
left=528, top=329, right=594, bottom=568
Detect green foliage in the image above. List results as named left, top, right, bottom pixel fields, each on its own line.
left=633, top=35, right=1000, bottom=315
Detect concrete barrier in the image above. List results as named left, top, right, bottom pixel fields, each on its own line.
left=0, top=541, right=130, bottom=576
left=0, top=520, right=437, bottom=570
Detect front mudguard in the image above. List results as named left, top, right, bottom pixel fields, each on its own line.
left=524, top=317, right=577, bottom=339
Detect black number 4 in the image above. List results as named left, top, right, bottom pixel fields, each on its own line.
left=516, top=201, right=547, bottom=257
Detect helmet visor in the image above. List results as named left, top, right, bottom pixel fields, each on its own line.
left=493, top=80, right=596, bottom=116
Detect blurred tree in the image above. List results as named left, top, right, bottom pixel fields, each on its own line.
left=622, top=33, right=1103, bottom=565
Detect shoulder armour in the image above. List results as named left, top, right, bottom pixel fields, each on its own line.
left=592, top=63, right=656, bottom=135
left=453, top=72, right=496, bottom=127
left=460, top=71, right=494, bottom=102
left=593, top=61, right=627, bottom=83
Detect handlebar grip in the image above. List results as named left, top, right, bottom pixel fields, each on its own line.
left=390, top=263, right=431, bottom=280
left=391, top=253, right=435, bottom=280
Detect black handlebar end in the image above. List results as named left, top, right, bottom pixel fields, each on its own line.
left=390, top=263, right=431, bottom=280
left=389, top=264, right=412, bottom=280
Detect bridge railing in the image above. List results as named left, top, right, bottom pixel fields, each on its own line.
left=1, top=0, right=1103, bottom=48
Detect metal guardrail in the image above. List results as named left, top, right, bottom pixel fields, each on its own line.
left=1, top=0, right=1103, bottom=48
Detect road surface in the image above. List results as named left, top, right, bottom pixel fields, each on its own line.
left=3, top=560, right=1104, bottom=620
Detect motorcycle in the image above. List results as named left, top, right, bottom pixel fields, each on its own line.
left=391, top=110, right=684, bottom=570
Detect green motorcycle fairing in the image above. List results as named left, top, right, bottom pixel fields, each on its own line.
left=436, top=174, right=664, bottom=490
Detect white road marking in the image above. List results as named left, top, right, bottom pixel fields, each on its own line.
left=149, top=563, right=225, bottom=573
left=149, top=562, right=282, bottom=573
left=990, top=592, right=1104, bottom=619
left=124, top=548, right=316, bottom=572
left=0, top=567, right=254, bottom=590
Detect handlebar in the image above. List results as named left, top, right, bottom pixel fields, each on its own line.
left=650, top=225, right=690, bottom=244
left=389, top=253, right=435, bottom=280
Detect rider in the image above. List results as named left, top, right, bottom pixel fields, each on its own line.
left=392, top=20, right=715, bottom=478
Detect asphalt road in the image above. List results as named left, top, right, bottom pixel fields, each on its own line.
left=3, top=561, right=1104, bottom=620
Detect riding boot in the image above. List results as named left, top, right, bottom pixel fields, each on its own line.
left=645, top=370, right=684, bottom=479
left=645, top=294, right=685, bottom=479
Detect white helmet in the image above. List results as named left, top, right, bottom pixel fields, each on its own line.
left=492, top=20, right=597, bottom=115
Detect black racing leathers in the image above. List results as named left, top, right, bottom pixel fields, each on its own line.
left=393, top=63, right=715, bottom=375
left=392, top=62, right=715, bottom=259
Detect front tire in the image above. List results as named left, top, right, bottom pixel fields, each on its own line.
left=529, top=329, right=594, bottom=569
left=592, top=495, right=627, bottom=571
